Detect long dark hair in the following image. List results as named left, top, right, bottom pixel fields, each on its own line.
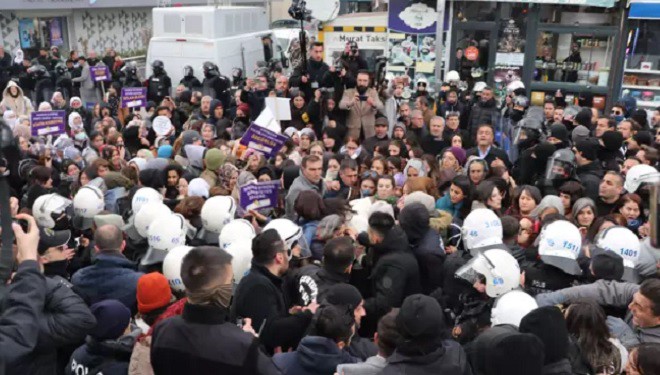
left=565, top=299, right=620, bottom=373
left=451, top=175, right=472, bottom=220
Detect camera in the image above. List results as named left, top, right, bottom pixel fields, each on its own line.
left=288, top=0, right=312, bottom=22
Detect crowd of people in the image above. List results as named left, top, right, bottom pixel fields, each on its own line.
left=0, top=38, right=659, bottom=375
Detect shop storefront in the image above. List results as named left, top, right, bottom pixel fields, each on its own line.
left=622, top=0, right=660, bottom=110
left=447, top=0, right=624, bottom=109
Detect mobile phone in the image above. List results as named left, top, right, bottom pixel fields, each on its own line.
left=236, top=318, right=244, bottom=328
left=359, top=95, right=368, bottom=101
left=12, top=218, right=29, bottom=233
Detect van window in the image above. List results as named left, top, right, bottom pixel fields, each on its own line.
left=164, top=14, right=181, bottom=34
left=185, top=15, right=203, bottom=35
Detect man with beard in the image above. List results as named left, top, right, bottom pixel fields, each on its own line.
left=437, top=89, right=466, bottom=126
left=467, top=86, right=500, bottom=141
left=384, top=80, right=405, bottom=133
left=340, top=41, right=368, bottom=79
left=339, top=70, right=384, bottom=140
left=231, top=229, right=318, bottom=353
left=290, top=42, right=333, bottom=101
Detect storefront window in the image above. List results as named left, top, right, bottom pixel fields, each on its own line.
left=623, top=19, right=660, bottom=108
left=538, top=5, right=621, bottom=26
left=533, top=32, right=614, bottom=87
left=454, top=2, right=498, bottom=22
left=18, top=17, right=69, bottom=59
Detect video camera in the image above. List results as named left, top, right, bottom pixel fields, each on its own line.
left=289, top=0, right=312, bottom=22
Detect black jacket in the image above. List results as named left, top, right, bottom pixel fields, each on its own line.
left=8, top=276, right=96, bottom=375
left=0, top=261, right=48, bottom=374
left=66, top=331, right=138, bottom=375
left=399, top=208, right=446, bottom=294
left=362, top=134, right=390, bottom=156
left=231, top=263, right=314, bottom=352
left=522, top=260, right=579, bottom=297
left=466, top=145, right=512, bottom=169
left=381, top=340, right=473, bottom=375
left=291, top=264, right=351, bottom=307
left=467, top=98, right=500, bottom=138
left=362, top=227, right=422, bottom=332
left=420, top=134, right=450, bottom=157
left=576, top=161, right=604, bottom=203
left=273, top=336, right=357, bottom=375
left=151, top=303, right=280, bottom=375
left=289, top=59, right=333, bottom=101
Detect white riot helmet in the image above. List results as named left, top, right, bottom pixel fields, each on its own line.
left=132, top=187, right=163, bottom=215
left=162, top=245, right=193, bottom=292
left=142, top=213, right=187, bottom=266
left=225, top=239, right=253, bottom=284
left=263, top=218, right=310, bottom=259
left=595, top=226, right=641, bottom=283
left=73, top=185, right=105, bottom=218
left=456, top=248, right=521, bottom=298
left=461, top=208, right=503, bottom=254
left=506, top=80, right=525, bottom=93
left=32, top=193, right=72, bottom=228
left=537, top=220, right=582, bottom=276
left=219, top=219, right=256, bottom=250
left=491, top=290, right=538, bottom=327
left=473, top=81, right=487, bottom=93
left=624, top=164, right=660, bottom=193
left=446, top=70, right=460, bottom=82
left=201, top=196, right=236, bottom=234
left=134, top=202, right=171, bottom=238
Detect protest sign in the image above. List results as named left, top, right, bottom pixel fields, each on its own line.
left=30, top=110, right=66, bottom=137
left=239, top=181, right=280, bottom=211
left=152, top=116, right=173, bottom=136
left=90, top=66, right=111, bottom=82
left=239, top=123, right=288, bottom=157
left=264, top=97, right=292, bottom=121
left=121, top=87, right=147, bottom=108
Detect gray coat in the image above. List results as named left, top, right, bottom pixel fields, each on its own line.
left=285, top=175, right=327, bottom=220
left=536, top=279, right=660, bottom=348
left=71, top=63, right=103, bottom=105
left=336, top=355, right=386, bottom=375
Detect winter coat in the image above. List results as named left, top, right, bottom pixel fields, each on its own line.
left=7, top=276, right=96, bottom=375
left=290, top=264, right=351, bottom=307
left=0, top=80, right=33, bottom=116
left=71, top=252, right=144, bottom=313
left=336, top=355, right=387, bottom=375
left=465, top=145, right=512, bottom=169
left=66, top=329, right=139, bottom=375
left=522, top=260, right=579, bottom=297
left=420, top=133, right=450, bottom=157
left=339, top=87, right=384, bottom=140
left=0, top=261, right=48, bottom=372
left=151, top=302, right=280, bottom=375
left=467, top=98, right=500, bottom=138
left=435, top=194, right=463, bottom=219
left=273, top=336, right=358, bottom=375
left=536, top=280, right=660, bottom=348
left=576, top=161, right=604, bottom=202
left=289, top=59, right=333, bottom=101
left=71, top=63, right=103, bottom=105
left=399, top=207, right=446, bottom=294
left=231, top=263, right=314, bottom=353
left=285, top=175, right=327, bottom=220
left=381, top=340, right=473, bottom=375
left=362, top=227, right=422, bottom=331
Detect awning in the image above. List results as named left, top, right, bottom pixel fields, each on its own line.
left=629, top=0, right=660, bottom=19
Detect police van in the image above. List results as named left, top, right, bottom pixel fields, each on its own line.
left=146, top=6, right=288, bottom=85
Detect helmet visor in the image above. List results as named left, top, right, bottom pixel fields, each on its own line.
left=292, top=234, right=311, bottom=259
left=545, top=159, right=573, bottom=180
left=455, top=256, right=487, bottom=286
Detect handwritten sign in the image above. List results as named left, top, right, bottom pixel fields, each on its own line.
left=121, top=87, right=147, bottom=108
left=239, top=181, right=280, bottom=211
left=30, top=110, right=65, bottom=137
left=90, top=66, right=111, bottom=82
left=239, top=123, right=288, bottom=158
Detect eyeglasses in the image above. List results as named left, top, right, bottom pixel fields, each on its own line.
left=361, top=170, right=379, bottom=180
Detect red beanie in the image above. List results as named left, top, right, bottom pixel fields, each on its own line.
left=137, top=272, right=172, bottom=314
left=237, top=103, right=250, bottom=117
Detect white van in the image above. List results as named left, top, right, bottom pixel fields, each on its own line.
left=146, top=6, right=287, bottom=85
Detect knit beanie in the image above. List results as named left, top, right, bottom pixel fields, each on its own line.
left=519, top=306, right=569, bottom=364
left=90, top=300, right=131, bottom=340
left=204, top=148, right=225, bottom=171
left=403, top=192, right=436, bottom=215
left=181, top=130, right=201, bottom=147
left=590, top=250, right=624, bottom=281
left=396, top=294, right=444, bottom=339
left=601, top=130, right=624, bottom=151
left=485, top=333, right=545, bottom=375
left=575, top=138, right=599, bottom=161
left=448, top=146, right=467, bottom=166
left=137, top=272, right=173, bottom=314
left=572, top=125, right=591, bottom=145
left=574, top=108, right=592, bottom=128
left=549, top=123, right=569, bottom=142
left=633, top=131, right=653, bottom=147
left=324, top=284, right=363, bottom=310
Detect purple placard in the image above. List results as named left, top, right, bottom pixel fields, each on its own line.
left=239, top=181, right=280, bottom=211
left=90, top=66, right=111, bottom=82
left=121, top=87, right=147, bottom=108
left=30, top=110, right=65, bottom=137
left=239, top=123, right=288, bottom=158
left=388, top=0, right=437, bottom=34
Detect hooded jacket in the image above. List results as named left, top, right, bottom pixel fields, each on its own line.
left=467, top=98, right=500, bottom=138
left=66, top=328, right=140, bottom=375
left=71, top=253, right=144, bottom=313
left=362, top=227, right=422, bottom=333
left=285, top=174, right=326, bottom=220
left=399, top=205, right=446, bottom=294
left=381, top=339, right=472, bottom=375
left=273, top=336, right=358, bottom=375
left=1, top=81, right=33, bottom=117
left=576, top=161, right=604, bottom=202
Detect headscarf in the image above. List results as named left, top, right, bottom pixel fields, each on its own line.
left=403, top=158, right=427, bottom=179
left=571, top=197, right=596, bottom=223
left=68, top=112, right=83, bottom=131
left=38, top=102, right=52, bottom=111
left=217, top=163, right=239, bottom=191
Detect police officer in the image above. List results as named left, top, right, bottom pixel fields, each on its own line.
left=29, top=64, right=55, bottom=105
left=522, top=219, right=583, bottom=296
left=146, top=60, right=172, bottom=104
left=120, top=62, right=143, bottom=88
left=180, top=65, right=202, bottom=91
left=201, top=61, right=231, bottom=109
left=538, top=148, right=578, bottom=196
left=510, top=109, right=544, bottom=164
left=54, top=63, right=73, bottom=101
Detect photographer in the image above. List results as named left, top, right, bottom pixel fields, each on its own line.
left=339, top=70, right=383, bottom=140
left=290, top=42, right=334, bottom=101
left=340, top=41, right=368, bottom=80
